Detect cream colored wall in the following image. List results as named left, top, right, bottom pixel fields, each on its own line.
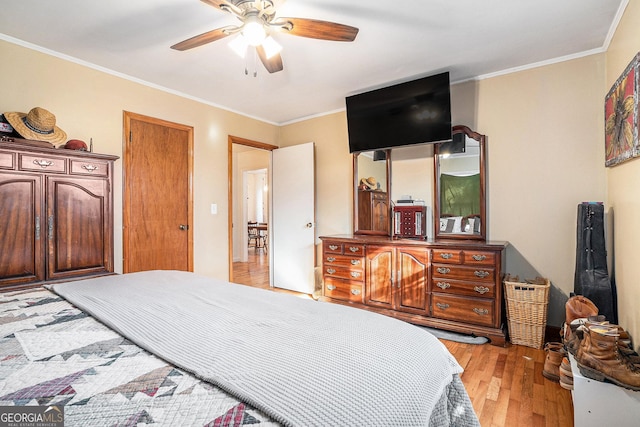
left=282, top=55, right=606, bottom=327
left=606, top=1, right=640, bottom=346
left=1, top=39, right=279, bottom=280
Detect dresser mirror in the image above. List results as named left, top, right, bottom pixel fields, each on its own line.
left=434, top=125, right=486, bottom=240
left=353, top=150, right=391, bottom=235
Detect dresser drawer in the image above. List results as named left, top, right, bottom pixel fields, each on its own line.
left=432, top=249, right=463, bottom=264
left=324, top=278, right=364, bottom=303
left=432, top=264, right=494, bottom=282
left=463, top=250, right=496, bottom=266
left=432, top=293, right=494, bottom=327
left=0, top=151, right=15, bottom=169
left=324, top=242, right=344, bottom=254
left=70, top=159, right=109, bottom=177
left=432, top=278, right=495, bottom=298
left=19, top=153, right=67, bottom=173
left=324, top=265, right=364, bottom=281
left=324, top=254, right=364, bottom=270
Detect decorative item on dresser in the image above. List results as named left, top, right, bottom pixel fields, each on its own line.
left=393, top=205, right=426, bottom=238
left=0, top=137, right=118, bottom=291
left=358, top=190, right=389, bottom=234
left=320, top=235, right=508, bottom=345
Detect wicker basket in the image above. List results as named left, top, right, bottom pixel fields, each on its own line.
left=504, top=276, right=550, bottom=349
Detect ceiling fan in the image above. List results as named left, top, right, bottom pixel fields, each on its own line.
left=171, top=0, right=359, bottom=74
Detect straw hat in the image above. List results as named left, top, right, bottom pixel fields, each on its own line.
left=360, top=176, right=377, bottom=190
left=4, top=107, right=67, bottom=146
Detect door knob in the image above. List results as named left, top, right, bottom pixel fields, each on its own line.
left=306, top=222, right=313, bottom=228
left=179, top=224, right=189, bottom=231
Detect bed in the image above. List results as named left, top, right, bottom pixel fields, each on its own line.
left=0, top=270, right=480, bottom=426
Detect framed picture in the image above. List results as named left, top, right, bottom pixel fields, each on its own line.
left=605, top=52, right=639, bottom=167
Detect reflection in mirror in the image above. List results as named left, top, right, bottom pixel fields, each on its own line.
left=390, top=144, right=434, bottom=238
left=434, top=126, right=486, bottom=240
left=354, top=150, right=390, bottom=235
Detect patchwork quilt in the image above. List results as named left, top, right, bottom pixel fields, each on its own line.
left=0, top=288, right=278, bottom=427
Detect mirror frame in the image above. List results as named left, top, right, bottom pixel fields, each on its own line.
left=353, top=150, right=391, bottom=235
left=434, top=125, right=486, bottom=240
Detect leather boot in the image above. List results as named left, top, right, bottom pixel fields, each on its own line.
left=576, top=325, right=640, bottom=391
left=542, top=342, right=565, bottom=382
left=563, top=315, right=605, bottom=355
left=562, top=296, right=599, bottom=355
left=565, top=295, right=598, bottom=324
left=559, top=356, right=573, bottom=390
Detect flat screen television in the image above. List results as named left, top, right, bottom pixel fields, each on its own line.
left=346, top=72, right=452, bottom=153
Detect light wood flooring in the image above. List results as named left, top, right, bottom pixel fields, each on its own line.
left=232, top=251, right=574, bottom=426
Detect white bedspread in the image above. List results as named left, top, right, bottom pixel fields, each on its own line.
left=50, top=270, right=467, bottom=426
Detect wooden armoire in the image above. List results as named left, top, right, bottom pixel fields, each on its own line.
left=0, top=138, right=118, bottom=291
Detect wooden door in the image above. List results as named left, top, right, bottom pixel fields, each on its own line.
left=365, top=245, right=393, bottom=308
left=46, top=175, right=110, bottom=280
left=0, top=172, right=44, bottom=287
left=123, top=112, right=193, bottom=273
left=271, top=143, right=316, bottom=293
left=395, top=246, right=429, bottom=315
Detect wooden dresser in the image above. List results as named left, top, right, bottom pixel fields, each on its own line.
left=0, top=139, right=119, bottom=291
left=320, top=235, right=508, bottom=345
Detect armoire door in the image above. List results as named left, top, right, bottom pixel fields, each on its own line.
left=46, top=175, right=110, bottom=281
left=0, top=172, right=44, bottom=287
left=123, top=112, right=193, bottom=273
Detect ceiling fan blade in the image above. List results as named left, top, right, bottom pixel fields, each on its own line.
left=200, top=0, right=242, bottom=15
left=274, top=18, right=359, bottom=42
left=171, top=26, right=235, bottom=51
left=256, top=45, right=284, bottom=73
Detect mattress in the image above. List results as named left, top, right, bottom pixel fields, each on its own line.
left=0, top=271, right=480, bottom=426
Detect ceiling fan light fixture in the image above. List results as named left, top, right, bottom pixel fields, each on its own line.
left=242, top=15, right=267, bottom=46
left=261, top=36, right=282, bottom=59
left=229, top=35, right=249, bottom=58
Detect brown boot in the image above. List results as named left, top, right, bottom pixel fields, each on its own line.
left=559, top=356, right=573, bottom=390
left=576, top=325, right=640, bottom=391
left=565, top=295, right=598, bottom=324
left=542, top=342, right=565, bottom=382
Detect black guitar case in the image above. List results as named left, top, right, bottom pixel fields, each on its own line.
left=573, top=203, right=617, bottom=323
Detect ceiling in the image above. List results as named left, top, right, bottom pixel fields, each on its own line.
left=0, top=0, right=627, bottom=125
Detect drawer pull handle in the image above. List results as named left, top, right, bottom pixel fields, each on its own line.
left=440, top=253, right=453, bottom=259
left=436, top=303, right=450, bottom=310
left=33, top=159, right=54, bottom=168
left=436, top=282, right=451, bottom=290
left=474, top=270, right=490, bottom=278
left=473, top=308, right=489, bottom=316
left=326, top=257, right=336, bottom=262
left=351, top=289, right=361, bottom=296
left=35, top=216, right=40, bottom=240
left=350, top=259, right=360, bottom=266
left=348, top=246, right=360, bottom=253
left=474, top=286, right=490, bottom=294
left=81, top=164, right=98, bottom=172
left=329, top=245, right=339, bottom=250
left=437, top=267, right=450, bottom=274
left=472, top=254, right=487, bottom=261
left=350, top=272, right=361, bottom=278
left=327, top=284, right=336, bottom=291
left=326, top=268, right=336, bottom=274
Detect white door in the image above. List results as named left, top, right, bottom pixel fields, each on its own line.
left=271, top=142, right=315, bottom=293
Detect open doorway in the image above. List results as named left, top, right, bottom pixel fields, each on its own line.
left=228, top=136, right=277, bottom=288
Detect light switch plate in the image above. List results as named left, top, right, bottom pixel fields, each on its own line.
left=210, top=203, right=217, bottom=215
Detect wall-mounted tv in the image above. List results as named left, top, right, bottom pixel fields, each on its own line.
left=346, top=72, right=452, bottom=153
